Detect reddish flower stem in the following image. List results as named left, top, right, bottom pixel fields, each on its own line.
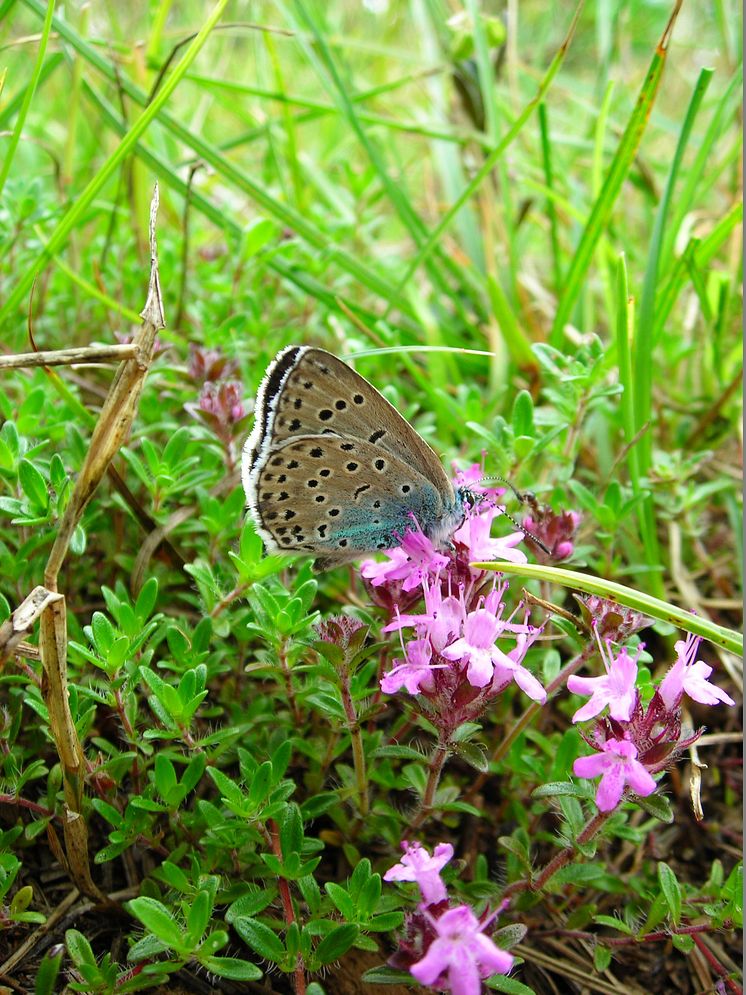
left=691, top=931, right=742, bottom=994
left=0, top=794, right=56, bottom=818
left=502, top=811, right=611, bottom=898
left=268, top=819, right=306, bottom=995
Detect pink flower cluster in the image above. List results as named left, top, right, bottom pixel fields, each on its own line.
left=359, top=468, right=548, bottom=732
left=384, top=841, right=515, bottom=995
left=185, top=345, right=249, bottom=463
left=569, top=632, right=735, bottom=812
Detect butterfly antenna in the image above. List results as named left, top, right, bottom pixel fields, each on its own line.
left=479, top=474, right=531, bottom=504
left=478, top=475, right=551, bottom=556
left=501, top=509, right=551, bottom=556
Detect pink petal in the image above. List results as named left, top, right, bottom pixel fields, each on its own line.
left=512, top=665, right=548, bottom=703
left=447, top=956, right=481, bottom=995
left=465, top=649, right=494, bottom=687
left=441, top=637, right=469, bottom=661
left=595, top=765, right=626, bottom=811
left=473, top=933, right=514, bottom=975
left=571, top=697, right=607, bottom=723
left=567, top=674, right=603, bottom=694
left=432, top=842, right=455, bottom=868
left=410, top=940, right=450, bottom=985
left=684, top=662, right=736, bottom=706
left=573, top=754, right=609, bottom=779
left=625, top=760, right=657, bottom=798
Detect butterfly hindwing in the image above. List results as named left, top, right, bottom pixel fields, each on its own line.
left=251, top=434, right=451, bottom=559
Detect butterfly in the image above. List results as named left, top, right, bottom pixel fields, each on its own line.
left=242, top=346, right=467, bottom=568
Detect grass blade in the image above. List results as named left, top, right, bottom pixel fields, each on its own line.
left=1, top=0, right=231, bottom=325
left=390, top=1, right=583, bottom=304
left=0, top=0, right=55, bottom=197
left=17, top=0, right=416, bottom=319
left=474, top=562, right=743, bottom=655
left=550, top=1, right=682, bottom=344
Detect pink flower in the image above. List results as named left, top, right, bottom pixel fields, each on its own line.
left=573, top=737, right=657, bottom=812
left=567, top=641, right=639, bottom=722
left=658, top=633, right=735, bottom=709
left=453, top=505, right=526, bottom=564
left=199, top=380, right=246, bottom=422
left=384, top=581, right=462, bottom=653
left=410, top=905, right=514, bottom=994
left=442, top=606, right=545, bottom=698
left=186, top=345, right=238, bottom=383
left=381, top=639, right=444, bottom=695
left=361, top=525, right=449, bottom=593
left=441, top=609, right=507, bottom=688
left=384, top=841, right=454, bottom=906
left=490, top=630, right=547, bottom=703
left=522, top=503, right=581, bottom=561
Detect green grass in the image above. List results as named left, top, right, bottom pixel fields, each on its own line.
left=0, top=1, right=741, bottom=993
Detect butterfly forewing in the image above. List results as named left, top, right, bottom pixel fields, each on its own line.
left=243, top=346, right=464, bottom=565
left=247, top=348, right=455, bottom=501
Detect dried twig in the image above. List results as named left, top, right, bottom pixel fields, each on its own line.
left=37, top=184, right=165, bottom=899
left=0, top=586, right=62, bottom=668
left=0, top=343, right=138, bottom=370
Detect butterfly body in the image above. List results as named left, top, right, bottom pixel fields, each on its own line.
left=243, top=346, right=465, bottom=566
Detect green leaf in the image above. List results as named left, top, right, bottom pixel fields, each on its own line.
left=532, top=781, right=588, bottom=799
left=126, top=897, right=186, bottom=950
left=201, top=956, right=262, bottom=980
left=635, top=792, right=674, bottom=823
left=593, top=915, right=633, bottom=934
left=19, top=458, right=48, bottom=511
left=325, top=882, right=355, bottom=919
left=187, top=889, right=212, bottom=943
left=226, top=889, right=275, bottom=922
left=545, top=864, right=604, bottom=890
left=593, top=944, right=612, bottom=972
left=10, top=885, right=33, bottom=915
left=361, top=966, right=415, bottom=984
left=233, top=916, right=286, bottom=963
left=154, top=754, right=177, bottom=800
left=65, top=929, right=96, bottom=968
left=511, top=390, right=534, bottom=437
left=485, top=975, right=536, bottom=994
left=657, top=862, right=682, bottom=925
left=313, top=924, right=359, bottom=965
left=280, top=803, right=303, bottom=859
left=671, top=934, right=695, bottom=953
left=34, top=946, right=63, bottom=995
left=453, top=740, right=489, bottom=772
left=135, top=577, right=159, bottom=621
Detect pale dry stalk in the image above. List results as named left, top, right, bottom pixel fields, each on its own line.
left=34, top=185, right=165, bottom=898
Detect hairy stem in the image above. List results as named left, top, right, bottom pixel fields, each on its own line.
left=338, top=660, right=369, bottom=817
left=268, top=820, right=306, bottom=995
left=410, top=730, right=450, bottom=832
left=503, top=810, right=611, bottom=898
